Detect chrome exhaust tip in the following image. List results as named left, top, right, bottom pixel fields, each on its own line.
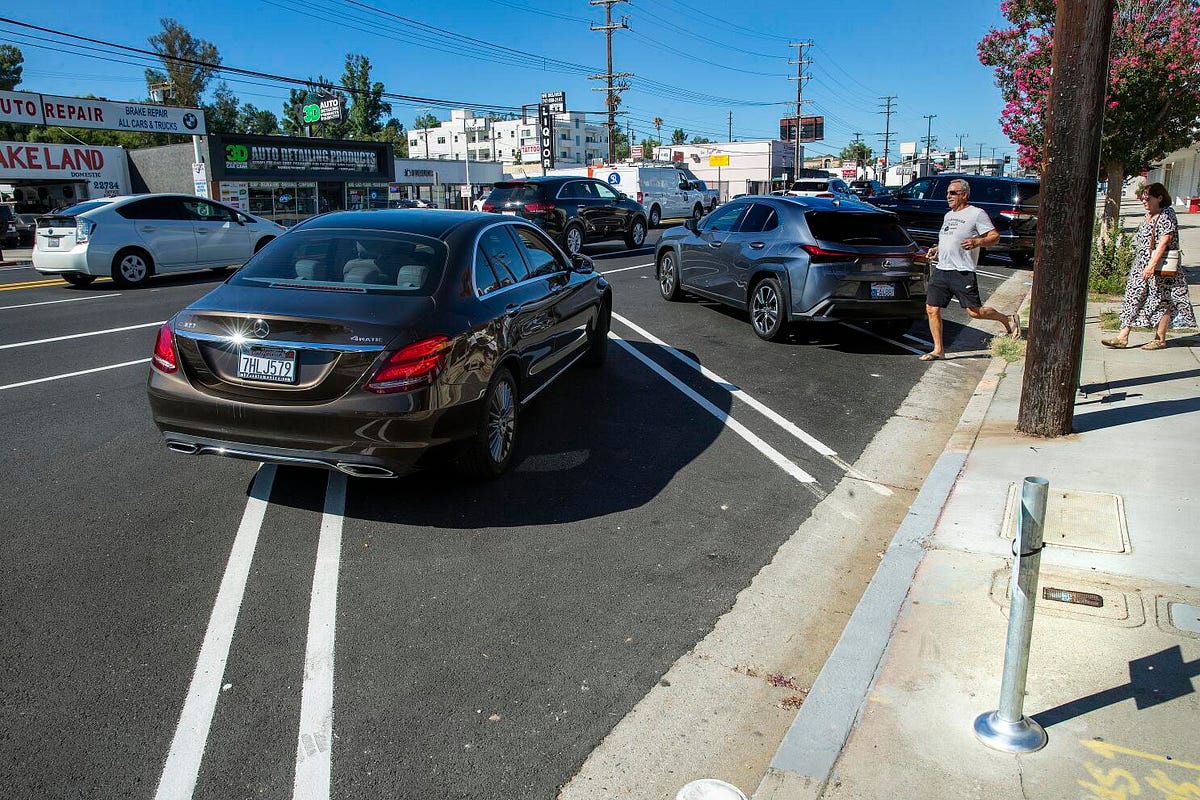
left=167, top=441, right=201, bottom=454
left=334, top=463, right=396, bottom=478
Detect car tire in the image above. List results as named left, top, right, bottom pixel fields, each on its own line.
left=867, top=319, right=914, bottom=339
left=749, top=276, right=788, bottom=342
left=624, top=217, right=647, bottom=249
left=458, top=366, right=518, bottom=478
left=648, top=205, right=662, bottom=228
left=692, top=204, right=704, bottom=223
left=111, top=248, right=153, bottom=288
left=658, top=250, right=684, bottom=301
left=582, top=298, right=610, bottom=367
left=61, top=273, right=96, bottom=288
left=562, top=222, right=585, bottom=256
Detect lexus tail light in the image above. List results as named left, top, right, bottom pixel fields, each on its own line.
left=366, top=335, right=451, bottom=393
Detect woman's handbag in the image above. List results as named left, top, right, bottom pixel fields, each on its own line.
left=1149, top=215, right=1182, bottom=277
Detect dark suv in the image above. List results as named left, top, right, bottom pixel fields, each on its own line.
left=483, top=176, right=648, bottom=255
left=868, top=174, right=1039, bottom=265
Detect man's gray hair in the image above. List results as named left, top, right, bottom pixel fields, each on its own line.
left=949, top=178, right=971, bottom=198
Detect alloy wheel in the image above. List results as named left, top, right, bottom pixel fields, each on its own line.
left=659, top=254, right=676, bottom=296
left=118, top=254, right=149, bottom=284
left=487, top=379, right=516, bottom=464
left=752, top=282, right=780, bottom=337
left=565, top=226, right=583, bottom=255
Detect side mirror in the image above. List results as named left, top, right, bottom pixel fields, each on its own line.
left=684, top=217, right=698, bottom=233
left=571, top=252, right=595, bottom=274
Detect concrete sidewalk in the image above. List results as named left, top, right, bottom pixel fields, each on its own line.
left=753, top=211, right=1200, bottom=798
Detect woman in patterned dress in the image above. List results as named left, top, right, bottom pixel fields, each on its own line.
left=1102, top=182, right=1196, bottom=350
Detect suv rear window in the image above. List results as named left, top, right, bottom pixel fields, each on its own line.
left=805, top=211, right=913, bottom=247
left=792, top=180, right=829, bottom=192
left=1015, top=182, right=1040, bottom=205
left=487, top=184, right=542, bottom=206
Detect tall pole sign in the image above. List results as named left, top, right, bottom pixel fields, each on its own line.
left=538, top=103, right=555, bottom=171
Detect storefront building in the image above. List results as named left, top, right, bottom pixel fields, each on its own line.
left=0, top=140, right=133, bottom=212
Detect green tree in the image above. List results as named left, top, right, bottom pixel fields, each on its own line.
left=204, top=82, right=241, bottom=134
left=341, top=53, right=391, bottom=139
left=612, top=127, right=629, bottom=160
left=239, top=105, right=279, bottom=135
left=690, top=135, right=714, bottom=144
left=671, top=128, right=687, bottom=145
left=840, top=141, right=874, bottom=165
left=372, top=118, right=408, bottom=157
left=0, top=44, right=23, bottom=90
left=144, top=18, right=220, bottom=108
left=978, top=0, right=1200, bottom=235
left=413, top=112, right=441, bottom=130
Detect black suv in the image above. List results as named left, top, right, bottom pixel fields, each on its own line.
left=868, top=174, right=1039, bottom=265
left=483, top=176, right=648, bottom=255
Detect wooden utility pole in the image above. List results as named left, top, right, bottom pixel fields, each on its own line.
left=589, top=0, right=631, bottom=163
left=1017, top=0, right=1116, bottom=437
left=787, top=41, right=812, bottom=182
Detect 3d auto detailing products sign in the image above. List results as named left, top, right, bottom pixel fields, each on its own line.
left=0, top=90, right=206, bottom=135
left=0, top=140, right=131, bottom=196
left=209, top=135, right=393, bottom=182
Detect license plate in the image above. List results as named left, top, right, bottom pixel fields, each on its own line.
left=502, top=210, right=517, bottom=216
left=237, top=345, right=297, bottom=384
left=45, top=238, right=60, bottom=248
left=870, top=282, right=896, bottom=299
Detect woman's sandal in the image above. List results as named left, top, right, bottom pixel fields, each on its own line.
left=1101, top=338, right=1128, bottom=349
left=1141, top=339, right=1167, bottom=351
left=918, top=352, right=944, bottom=361
left=1007, top=313, right=1022, bottom=340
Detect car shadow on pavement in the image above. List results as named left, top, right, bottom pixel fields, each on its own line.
left=287, top=345, right=735, bottom=528
left=1073, top=396, right=1200, bottom=433
left=1079, top=367, right=1200, bottom=394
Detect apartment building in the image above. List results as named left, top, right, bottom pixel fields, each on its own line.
left=408, top=108, right=609, bottom=168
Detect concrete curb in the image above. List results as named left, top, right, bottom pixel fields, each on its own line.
left=752, top=328, right=1018, bottom=799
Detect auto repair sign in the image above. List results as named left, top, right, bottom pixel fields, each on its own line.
left=0, top=90, right=207, bottom=135
left=0, top=140, right=131, bottom=195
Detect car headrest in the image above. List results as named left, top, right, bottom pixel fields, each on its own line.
left=294, top=259, right=321, bottom=280
left=342, top=258, right=383, bottom=284
left=395, top=264, right=429, bottom=290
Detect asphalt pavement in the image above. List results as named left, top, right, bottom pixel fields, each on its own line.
left=0, top=228, right=1019, bottom=799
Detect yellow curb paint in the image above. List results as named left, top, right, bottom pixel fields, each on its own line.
left=1081, top=739, right=1200, bottom=772
left=0, top=277, right=112, bottom=292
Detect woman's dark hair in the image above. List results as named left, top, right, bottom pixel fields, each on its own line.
left=1146, top=182, right=1172, bottom=207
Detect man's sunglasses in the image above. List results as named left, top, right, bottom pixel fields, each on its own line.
left=947, top=190, right=964, bottom=195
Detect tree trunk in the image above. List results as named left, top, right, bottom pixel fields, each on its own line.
left=1099, top=159, right=1126, bottom=242
left=1017, top=0, right=1116, bottom=438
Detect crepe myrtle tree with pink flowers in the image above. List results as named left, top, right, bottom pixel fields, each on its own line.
left=979, top=0, right=1200, bottom=238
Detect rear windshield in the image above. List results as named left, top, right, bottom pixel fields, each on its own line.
left=792, top=181, right=829, bottom=191
left=487, top=184, right=542, bottom=205
left=805, top=211, right=913, bottom=247
left=44, top=200, right=111, bottom=217
left=1015, top=182, right=1040, bottom=205
left=230, top=229, right=448, bottom=295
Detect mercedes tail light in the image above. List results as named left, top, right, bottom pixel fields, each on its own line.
left=366, top=335, right=451, bottom=393
left=999, top=208, right=1036, bottom=222
left=523, top=201, right=555, bottom=213
left=152, top=323, right=178, bottom=374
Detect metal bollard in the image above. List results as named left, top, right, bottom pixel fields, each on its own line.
left=974, top=476, right=1050, bottom=753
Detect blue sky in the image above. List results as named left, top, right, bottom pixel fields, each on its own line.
left=2, top=0, right=1016, bottom=161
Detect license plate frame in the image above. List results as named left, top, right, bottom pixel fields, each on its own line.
left=870, top=282, right=896, bottom=299
left=45, top=237, right=61, bottom=249
left=237, top=345, right=297, bottom=384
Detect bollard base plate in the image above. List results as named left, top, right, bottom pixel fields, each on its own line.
left=973, top=710, right=1048, bottom=753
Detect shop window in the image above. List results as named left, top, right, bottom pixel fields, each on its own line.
left=437, top=136, right=446, bottom=144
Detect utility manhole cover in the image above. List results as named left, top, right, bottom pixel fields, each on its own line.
left=1000, top=485, right=1129, bottom=553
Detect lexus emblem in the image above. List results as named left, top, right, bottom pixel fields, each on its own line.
left=251, top=319, right=270, bottom=338
left=882, top=259, right=893, bottom=269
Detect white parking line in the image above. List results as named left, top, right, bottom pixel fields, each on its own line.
left=599, top=262, right=654, bottom=275
left=292, top=472, right=347, bottom=800
left=611, top=313, right=893, bottom=497
left=155, top=465, right=276, bottom=800
left=610, top=333, right=821, bottom=492
left=840, top=322, right=967, bottom=369
left=0, top=358, right=150, bottom=391
left=975, top=269, right=1008, bottom=279
left=0, top=293, right=120, bottom=311
left=0, top=320, right=164, bottom=350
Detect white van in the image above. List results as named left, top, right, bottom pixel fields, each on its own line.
left=550, top=164, right=713, bottom=227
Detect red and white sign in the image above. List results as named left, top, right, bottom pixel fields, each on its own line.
left=0, top=140, right=131, bottom=196
left=0, top=90, right=206, bottom=135
left=520, top=144, right=541, bottom=155
left=630, top=145, right=644, bottom=158
left=841, top=168, right=857, bottom=179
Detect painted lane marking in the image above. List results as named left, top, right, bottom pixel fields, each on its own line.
left=975, top=268, right=1008, bottom=279
left=610, top=333, right=821, bottom=492
left=0, top=276, right=113, bottom=291
left=155, top=465, right=276, bottom=800
left=0, top=265, right=36, bottom=272
left=903, top=333, right=933, bottom=347
left=0, top=358, right=150, bottom=391
left=840, top=322, right=967, bottom=370
left=0, top=293, right=120, bottom=311
left=292, top=472, right=347, bottom=800
left=599, top=262, right=654, bottom=275
left=611, top=313, right=891, bottom=497
left=0, top=320, right=164, bottom=350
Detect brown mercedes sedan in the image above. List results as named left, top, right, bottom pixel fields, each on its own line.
left=147, top=210, right=612, bottom=478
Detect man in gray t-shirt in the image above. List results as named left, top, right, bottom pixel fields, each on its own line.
left=921, top=178, right=1021, bottom=360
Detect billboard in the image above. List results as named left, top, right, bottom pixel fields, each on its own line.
left=538, top=104, right=555, bottom=170
left=779, top=116, right=824, bottom=143
left=0, top=140, right=131, bottom=196
left=0, top=90, right=206, bottom=134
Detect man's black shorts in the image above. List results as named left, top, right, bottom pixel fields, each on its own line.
left=927, top=268, right=983, bottom=309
